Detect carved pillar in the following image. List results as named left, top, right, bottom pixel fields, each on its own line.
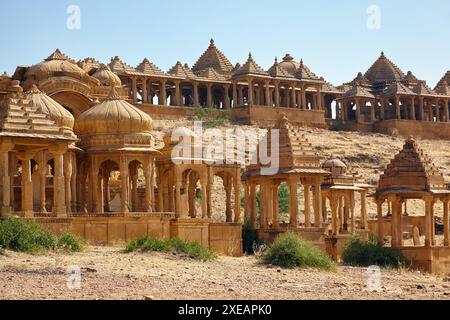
left=377, top=199, right=383, bottom=244
left=410, top=97, right=416, bottom=120
left=193, top=82, right=199, bottom=106
left=52, top=152, right=66, bottom=217
left=238, top=87, right=244, bottom=107
left=355, top=99, right=361, bottom=123
left=232, top=82, right=238, bottom=108
left=395, top=95, right=401, bottom=119
left=274, top=81, right=280, bottom=108
left=132, top=77, right=138, bottom=103
left=419, top=97, right=425, bottom=120
left=0, top=143, right=13, bottom=216
left=304, top=182, right=311, bottom=227
left=19, top=154, right=34, bottom=217
left=175, top=180, right=182, bottom=218
left=424, top=196, right=433, bottom=247
left=247, top=78, right=253, bottom=106
left=120, top=157, right=129, bottom=213
left=64, top=153, right=72, bottom=214
left=370, top=101, right=376, bottom=123
left=301, top=84, right=306, bottom=109
left=249, top=182, right=257, bottom=229
left=39, top=158, right=47, bottom=213
left=290, top=83, right=296, bottom=108
left=444, top=99, right=449, bottom=122
left=264, top=80, right=271, bottom=107
left=233, top=174, right=241, bottom=223
left=224, top=85, right=230, bottom=109
left=159, top=80, right=167, bottom=106
left=201, top=178, right=208, bottom=219
left=272, top=181, right=279, bottom=229
left=313, top=179, right=322, bottom=227
left=331, top=193, right=339, bottom=235
left=206, top=83, right=213, bottom=107
left=380, top=99, right=385, bottom=120
left=142, top=78, right=148, bottom=104
left=360, top=190, right=368, bottom=230
left=144, top=158, right=153, bottom=213
left=288, top=176, right=298, bottom=228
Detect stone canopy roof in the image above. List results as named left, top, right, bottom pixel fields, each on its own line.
left=167, top=62, right=198, bottom=80
left=232, top=53, right=269, bottom=78
left=136, top=58, right=167, bottom=77
left=338, top=84, right=375, bottom=100
left=380, top=82, right=416, bottom=97
left=192, top=39, right=234, bottom=76
left=376, top=138, right=448, bottom=194
left=196, top=67, right=228, bottom=83
left=413, top=81, right=438, bottom=97
left=364, top=52, right=405, bottom=84
left=267, top=57, right=295, bottom=80
left=245, top=116, right=326, bottom=176
left=434, top=71, right=450, bottom=95
left=0, top=83, right=76, bottom=141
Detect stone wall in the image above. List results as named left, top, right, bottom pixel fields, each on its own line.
left=374, top=120, right=450, bottom=140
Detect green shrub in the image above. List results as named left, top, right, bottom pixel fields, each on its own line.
left=277, top=183, right=289, bottom=214
left=124, top=236, right=216, bottom=261
left=189, top=105, right=231, bottom=128
left=0, top=217, right=56, bottom=253
left=0, top=247, right=4, bottom=255
left=262, top=232, right=336, bottom=271
left=0, top=217, right=83, bottom=254
left=341, top=236, right=405, bottom=268
left=57, top=232, right=85, bottom=252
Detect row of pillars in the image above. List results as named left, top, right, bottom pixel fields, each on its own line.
left=243, top=177, right=322, bottom=230
left=376, top=195, right=450, bottom=248
left=339, top=97, right=450, bottom=123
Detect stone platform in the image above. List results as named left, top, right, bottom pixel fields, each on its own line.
left=30, top=214, right=243, bottom=257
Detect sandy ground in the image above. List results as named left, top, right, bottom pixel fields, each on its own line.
left=1, top=246, right=450, bottom=300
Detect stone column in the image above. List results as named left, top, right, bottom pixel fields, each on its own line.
left=132, top=77, right=138, bottom=103
left=224, top=85, right=231, bottom=109
left=206, top=83, right=213, bottom=107
left=444, top=199, right=449, bottom=247
left=52, top=152, right=67, bottom=217
left=360, top=190, right=368, bottom=230
left=395, top=95, right=401, bottom=119
left=249, top=183, right=257, bottom=229
left=377, top=200, right=383, bottom=244
left=39, top=160, right=47, bottom=213
left=370, top=102, right=376, bottom=123
left=64, top=154, right=72, bottom=214
left=444, top=99, right=449, bottom=122
left=142, top=78, right=148, bottom=104
left=238, top=87, right=244, bottom=107
left=175, top=180, right=182, bottom=218
left=264, top=80, right=271, bottom=107
left=193, top=82, right=199, bottom=106
left=274, top=81, right=280, bottom=108
left=317, top=86, right=322, bottom=110
left=120, top=158, right=129, bottom=213
left=380, top=99, right=385, bottom=120
left=159, top=80, right=167, bottom=106
left=233, top=175, right=241, bottom=223
left=0, top=142, right=13, bottom=216
left=436, top=104, right=441, bottom=122
left=331, top=193, right=339, bottom=235
left=243, top=182, right=250, bottom=221
left=201, top=178, right=208, bottom=219
left=272, top=182, right=279, bottom=229
left=301, top=84, right=306, bottom=109
left=19, top=154, right=34, bottom=217
left=247, top=78, right=253, bottom=106
left=288, top=176, right=298, bottom=228
left=225, top=175, right=232, bottom=222
left=290, top=83, right=296, bottom=108
left=304, top=183, right=311, bottom=227
left=410, top=97, right=416, bottom=120
left=419, top=97, right=425, bottom=120
left=173, top=80, right=181, bottom=106
left=355, top=99, right=361, bottom=123
left=423, top=196, right=433, bottom=247
left=232, top=82, right=238, bottom=108
left=321, top=196, right=327, bottom=222
left=144, top=159, right=153, bottom=213
left=313, top=179, right=322, bottom=227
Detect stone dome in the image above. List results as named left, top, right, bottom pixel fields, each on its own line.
left=75, top=86, right=153, bottom=136
left=24, top=84, right=75, bottom=133
left=25, top=49, right=88, bottom=82
left=322, top=158, right=347, bottom=175
left=91, top=64, right=122, bottom=86
left=364, top=52, right=405, bottom=84
left=277, top=54, right=300, bottom=75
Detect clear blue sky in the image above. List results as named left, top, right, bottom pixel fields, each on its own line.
left=0, top=0, right=449, bottom=86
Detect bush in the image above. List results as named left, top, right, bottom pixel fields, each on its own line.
left=0, top=217, right=84, bottom=254
left=341, top=236, right=405, bottom=268
left=189, top=105, right=231, bottom=128
left=57, top=232, right=85, bottom=253
left=124, top=236, right=217, bottom=261
left=262, top=233, right=336, bottom=271
left=0, top=217, right=56, bottom=253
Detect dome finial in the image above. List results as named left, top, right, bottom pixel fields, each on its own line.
left=381, top=51, right=385, bottom=58
left=210, top=38, right=215, bottom=47
left=105, top=80, right=121, bottom=100
left=274, top=56, right=278, bottom=64
left=248, top=52, right=252, bottom=59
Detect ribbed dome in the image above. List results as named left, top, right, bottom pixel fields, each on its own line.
left=75, top=86, right=153, bottom=136
left=277, top=54, right=300, bottom=75
left=25, top=49, right=87, bottom=82
left=24, top=84, right=75, bottom=133
left=91, top=64, right=121, bottom=86
left=322, top=158, right=347, bottom=175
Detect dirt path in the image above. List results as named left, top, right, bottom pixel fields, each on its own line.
left=1, top=246, right=449, bottom=300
